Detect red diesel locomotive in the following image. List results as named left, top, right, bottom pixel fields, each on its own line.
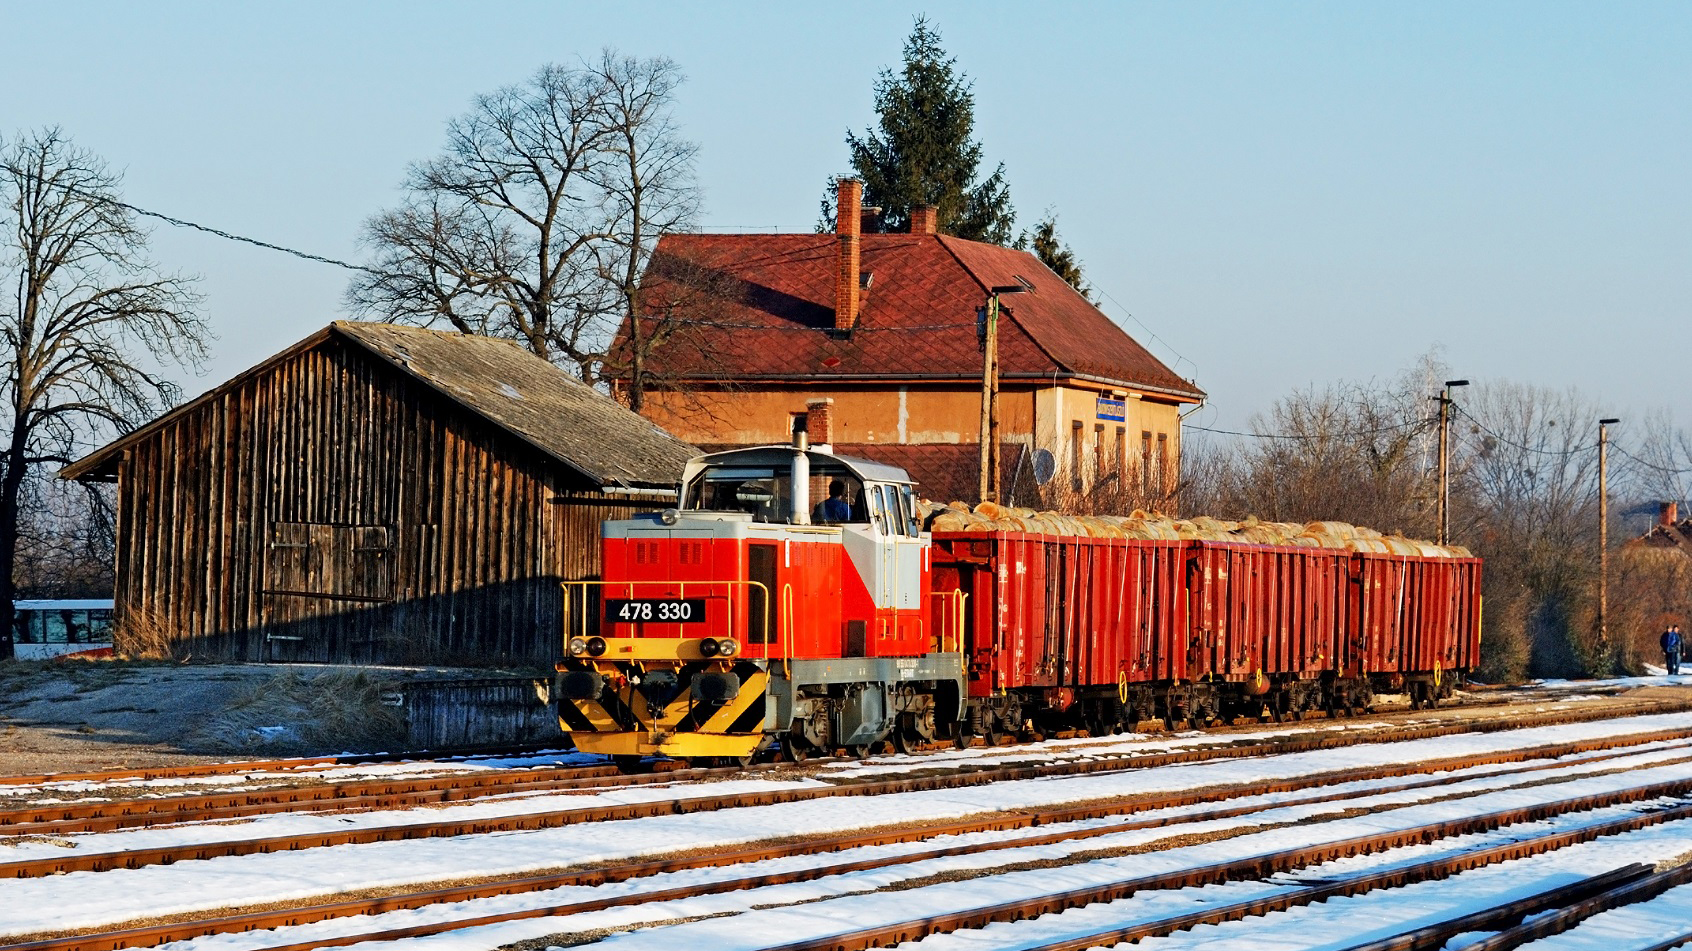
left=554, top=441, right=1482, bottom=766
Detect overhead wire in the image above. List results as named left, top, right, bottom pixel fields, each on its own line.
left=1187, top=416, right=1429, bottom=442
left=1611, top=443, right=1692, bottom=477
left=1451, top=404, right=1596, bottom=456
left=3, top=161, right=377, bottom=275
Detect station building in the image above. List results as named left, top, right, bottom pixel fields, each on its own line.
left=613, top=179, right=1205, bottom=504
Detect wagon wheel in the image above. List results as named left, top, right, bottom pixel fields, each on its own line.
left=891, top=723, right=919, bottom=755
left=780, top=734, right=810, bottom=763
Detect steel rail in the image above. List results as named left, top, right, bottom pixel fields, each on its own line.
left=0, top=741, right=563, bottom=787
left=4, top=706, right=1689, bottom=879
left=760, top=791, right=1692, bottom=951
left=0, top=760, right=722, bottom=833
left=9, top=714, right=1690, bottom=839
left=1334, top=864, right=1661, bottom=951
left=15, top=755, right=1692, bottom=951
left=1459, top=860, right=1692, bottom=951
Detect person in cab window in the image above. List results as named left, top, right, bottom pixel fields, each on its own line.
left=814, top=479, right=853, bottom=523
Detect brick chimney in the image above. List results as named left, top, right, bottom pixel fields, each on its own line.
left=909, top=205, right=938, bottom=234
left=835, top=178, right=861, bottom=332
left=806, top=397, right=835, bottom=450
left=1663, top=501, right=1679, bottom=527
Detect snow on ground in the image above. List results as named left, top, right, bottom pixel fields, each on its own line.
left=6, top=714, right=1692, bottom=942
left=12, top=709, right=1692, bottom=869
left=1513, top=882, right=1692, bottom=951
left=896, top=817, right=1692, bottom=951
left=251, top=782, right=1692, bottom=951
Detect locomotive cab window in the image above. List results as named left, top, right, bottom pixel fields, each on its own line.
left=807, top=471, right=868, bottom=525
left=685, top=467, right=792, bottom=522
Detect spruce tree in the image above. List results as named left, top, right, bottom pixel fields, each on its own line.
left=824, top=17, right=1016, bottom=244
left=1021, top=214, right=1093, bottom=301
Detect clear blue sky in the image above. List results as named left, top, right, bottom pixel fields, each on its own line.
left=4, top=1, right=1687, bottom=432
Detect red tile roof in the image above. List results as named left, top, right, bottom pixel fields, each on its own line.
left=627, top=233, right=1203, bottom=400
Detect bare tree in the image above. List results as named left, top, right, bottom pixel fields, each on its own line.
left=585, top=51, right=702, bottom=413
left=351, top=54, right=702, bottom=389
left=0, top=128, right=205, bottom=656
left=1199, top=375, right=1439, bottom=536
left=1453, top=382, right=1607, bottom=679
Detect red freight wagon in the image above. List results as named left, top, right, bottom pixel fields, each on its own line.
left=931, top=531, right=1190, bottom=736
left=1185, top=542, right=1351, bottom=721
left=1348, top=551, right=1483, bottom=708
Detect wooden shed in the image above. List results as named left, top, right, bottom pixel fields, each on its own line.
left=63, top=322, right=698, bottom=666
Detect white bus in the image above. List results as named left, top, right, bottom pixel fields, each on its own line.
left=11, top=600, right=115, bottom=660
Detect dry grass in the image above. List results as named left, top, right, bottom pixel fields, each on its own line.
left=187, top=668, right=406, bottom=754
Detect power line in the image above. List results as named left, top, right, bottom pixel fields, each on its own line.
left=1611, top=443, right=1692, bottom=477
left=1092, top=286, right=1196, bottom=379
left=1451, top=404, right=1596, bottom=457
left=4, top=162, right=376, bottom=274
left=1187, top=416, right=1428, bottom=442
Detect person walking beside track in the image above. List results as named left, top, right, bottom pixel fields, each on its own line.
left=1663, top=624, right=1683, bottom=676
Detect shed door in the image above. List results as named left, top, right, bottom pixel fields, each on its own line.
left=262, top=522, right=395, bottom=657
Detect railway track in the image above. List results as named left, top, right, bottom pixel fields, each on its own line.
left=0, top=681, right=1642, bottom=794
left=4, top=693, right=1688, bottom=846
left=8, top=716, right=1692, bottom=951
left=17, top=751, right=1692, bottom=951
left=5, top=701, right=1691, bottom=879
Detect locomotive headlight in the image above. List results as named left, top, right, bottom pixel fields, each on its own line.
left=659, top=508, right=680, bottom=525
left=586, top=636, right=607, bottom=657
left=716, top=637, right=740, bottom=658
left=697, top=637, right=721, bottom=658
left=568, top=636, right=589, bottom=656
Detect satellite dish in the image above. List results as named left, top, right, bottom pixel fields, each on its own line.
left=1031, top=449, right=1056, bottom=485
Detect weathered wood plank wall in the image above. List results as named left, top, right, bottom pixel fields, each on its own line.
left=112, top=337, right=650, bottom=665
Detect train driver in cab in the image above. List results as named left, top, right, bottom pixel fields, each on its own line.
left=813, top=478, right=854, bottom=524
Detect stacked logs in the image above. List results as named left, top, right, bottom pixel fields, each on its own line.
left=922, top=501, right=1471, bottom=558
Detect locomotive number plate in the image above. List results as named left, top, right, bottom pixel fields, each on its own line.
left=604, top=598, right=706, bottom=623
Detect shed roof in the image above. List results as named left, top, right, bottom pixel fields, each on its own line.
left=626, top=232, right=1204, bottom=401
left=63, top=321, right=698, bottom=489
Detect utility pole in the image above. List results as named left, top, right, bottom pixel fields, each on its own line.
left=1435, top=379, right=1468, bottom=545
left=977, top=284, right=1027, bottom=502
left=1599, top=417, right=1620, bottom=659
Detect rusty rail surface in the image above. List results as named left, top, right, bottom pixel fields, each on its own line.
left=0, top=759, right=728, bottom=834
left=7, top=698, right=1688, bottom=838
left=15, top=759, right=1692, bottom=951
left=3, top=706, right=1689, bottom=879
left=0, top=741, right=563, bottom=787
left=1336, top=864, right=1660, bottom=951
left=762, top=792, right=1692, bottom=951
left=1460, top=860, right=1692, bottom=951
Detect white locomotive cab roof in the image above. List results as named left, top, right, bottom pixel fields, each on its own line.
left=681, top=446, right=916, bottom=487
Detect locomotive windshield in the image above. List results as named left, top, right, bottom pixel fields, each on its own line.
left=685, top=466, right=873, bottom=525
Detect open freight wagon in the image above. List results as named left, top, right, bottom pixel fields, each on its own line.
left=929, top=529, right=1482, bottom=733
